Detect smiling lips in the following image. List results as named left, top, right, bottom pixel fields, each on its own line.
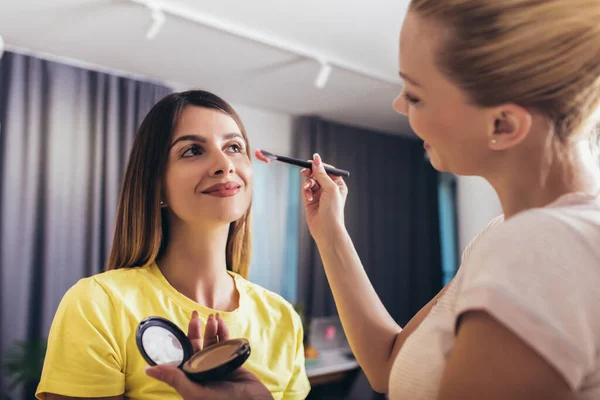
left=201, top=182, right=242, bottom=198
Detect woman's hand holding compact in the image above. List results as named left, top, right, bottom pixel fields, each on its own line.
left=145, top=312, right=272, bottom=400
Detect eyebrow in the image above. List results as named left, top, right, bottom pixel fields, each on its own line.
left=169, top=132, right=245, bottom=150
left=399, top=72, right=421, bottom=87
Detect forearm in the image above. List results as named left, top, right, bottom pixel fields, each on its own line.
left=315, top=226, right=402, bottom=392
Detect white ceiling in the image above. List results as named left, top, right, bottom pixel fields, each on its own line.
left=0, top=0, right=414, bottom=136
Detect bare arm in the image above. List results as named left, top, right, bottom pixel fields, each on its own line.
left=300, top=155, right=449, bottom=393
left=317, top=228, right=449, bottom=393
left=437, top=311, right=573, bottom=400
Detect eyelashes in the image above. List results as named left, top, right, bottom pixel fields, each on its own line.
left=228, top=143, right=244, bottom=153
left=181, top=144, right=203, bottom=158
left=403, top=92, right=420, bottom=105
left=179, top=142, right=245, bottom=158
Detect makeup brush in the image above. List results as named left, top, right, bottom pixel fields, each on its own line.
left=256, top=150, right=350, bottom=177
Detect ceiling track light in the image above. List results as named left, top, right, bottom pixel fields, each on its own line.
left=127, top=0, right=400, bottom=87
left=146, top=4, right=165, bottom=40
left=314, top=61, right=332, bottom=89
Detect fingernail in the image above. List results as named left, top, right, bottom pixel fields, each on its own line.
left=304, top=182, right=311, bottom=189
left=192, top=310, right=198, bottom=319
left=308, top=195, right=313, bottom=202
left=208, top=314, right=214, bottom=320
left=301, top=168, right=307, bottom=173
left=313, top=153, right=321, bottom=166
left=216, top=313, right=221, bottom=319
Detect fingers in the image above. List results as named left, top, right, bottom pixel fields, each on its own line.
left=303, top=178, right=319, bottom=202
left=301, top=154, right=340, bottom=202
left=189, top=312, right=231, bottom=352
left=203, top=314, right=219, bottom=349
left=188, top=311, right=203, bottom=353
left=145, top=365, right=198, bottom=399
left=310, top=154, right=339, bottom=189
left=216, top=314, right=230, bottom=342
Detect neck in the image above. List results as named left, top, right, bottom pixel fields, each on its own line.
left=158, top=216, right=238, bottom=311
left=485, top=139, right=600, bottom=219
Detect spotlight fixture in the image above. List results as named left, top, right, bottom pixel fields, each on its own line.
left=314, top=61, right=332, bottom=89
left=146, top=4, right=165, bottom=40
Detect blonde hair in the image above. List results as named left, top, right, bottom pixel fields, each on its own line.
left=409, top=0, right=600, bottom=140
left=107, top=90, right=252, bottom=278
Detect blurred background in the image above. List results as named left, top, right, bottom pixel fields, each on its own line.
left=0, top=0, right=501, bottom=398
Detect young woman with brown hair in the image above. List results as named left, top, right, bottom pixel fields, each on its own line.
left=36, top=90, right=309, bottom=400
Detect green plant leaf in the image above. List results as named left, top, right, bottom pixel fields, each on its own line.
left=2, top=338, right=47, bottom=395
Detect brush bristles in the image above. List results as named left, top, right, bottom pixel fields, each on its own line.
left=259, top=150, right=277, bottom=160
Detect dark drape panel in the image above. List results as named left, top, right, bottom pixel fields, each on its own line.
left=294, top=116, right=442, bottom=326
left=0, top=51, right=172, bottom=398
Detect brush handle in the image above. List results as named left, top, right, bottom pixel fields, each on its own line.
left=275, top=155, right=350, bottom=178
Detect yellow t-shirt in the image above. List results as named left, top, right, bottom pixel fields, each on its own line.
left=36, top=263, right=310, bottom=400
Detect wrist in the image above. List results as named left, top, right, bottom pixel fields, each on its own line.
left=315, top=222, right=349, bottom=247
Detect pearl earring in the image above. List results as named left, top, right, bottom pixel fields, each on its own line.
left=160, top=200, right=166, bottom=207
left=491, top=139, right=497, bottom=144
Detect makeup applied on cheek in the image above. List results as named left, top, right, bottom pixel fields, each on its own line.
left=136, top=316, right=251, bottom=383
left=255, top=149, right=350, bottom=177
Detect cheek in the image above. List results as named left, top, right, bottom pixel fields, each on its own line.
left=164, top=163, right=202, bottom=200
left=442, top=105, right=489, bottom=146
left=408, top=107, right=442, bottom=142
left=419, top=103, right=474, bottom=145
left=243, top=170, right=253, bottom=200
left=236, top=158, right=253, bottom=184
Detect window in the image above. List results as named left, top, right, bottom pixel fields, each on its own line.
left=248, top=161, right=300, bottom=303
left=438, top=172, right=459, bottom=285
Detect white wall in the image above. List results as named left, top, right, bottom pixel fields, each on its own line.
left=456, top=176, right=502, bottom=253
left=232, top=102, right=294, bottom=155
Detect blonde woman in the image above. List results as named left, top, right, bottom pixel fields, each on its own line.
left=299, top=1, right=600, bottom=399
left=36, top=90, right=309, bottom=400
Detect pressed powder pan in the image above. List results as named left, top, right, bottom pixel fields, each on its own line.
left=136, top=316, right=251, bottom=382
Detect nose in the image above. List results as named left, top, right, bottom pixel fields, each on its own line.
left=393, top=91, right=408, bottom=116
left=209, top=151, right=235, bottom=177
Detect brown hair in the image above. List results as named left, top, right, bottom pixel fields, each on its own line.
left=409, top=0, right=600, bottom=140
left=107, top=90, right=252, bottom=278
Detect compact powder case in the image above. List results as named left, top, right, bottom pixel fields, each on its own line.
left=136, top=316, right=251, bottom=382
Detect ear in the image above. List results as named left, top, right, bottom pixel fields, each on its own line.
left=488, top=104, right=532, bottom=150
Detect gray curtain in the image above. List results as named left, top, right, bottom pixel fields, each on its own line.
left=0, top=51, right=172, bottom=398
left=294, top=116, right=442, bottom=399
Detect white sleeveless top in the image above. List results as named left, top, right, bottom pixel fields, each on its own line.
left=389, top=193, right=600, bottom=399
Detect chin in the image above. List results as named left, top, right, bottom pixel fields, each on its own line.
left=427, top=152, right=445, bottom=172
left=213, top=205, right=249, bottom=224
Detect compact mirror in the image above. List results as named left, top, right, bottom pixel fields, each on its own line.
left=136, top=316, right=251, bottom=382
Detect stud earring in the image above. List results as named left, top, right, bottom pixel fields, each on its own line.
left=160, top=200, right=166, bottom=207
left=491, top=139, right=498, bottom=144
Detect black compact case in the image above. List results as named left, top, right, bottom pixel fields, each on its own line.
left=136, top=316, right=251, bottom=383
